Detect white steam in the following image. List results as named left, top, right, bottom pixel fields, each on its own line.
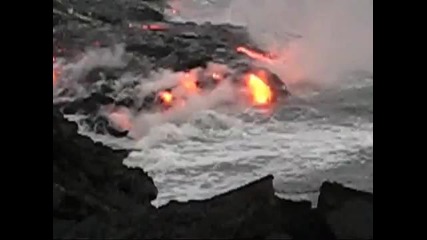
left=171, top=0, right=373, bottom=85
left=53, top=44, right=128, bottom=99
left=106, top=62, right=244, bottom=140
left=129, top=79, right=237, bottom=139
left=53, top=47, right=243, bottom=140
left=65, top=44, right=127, bottom=80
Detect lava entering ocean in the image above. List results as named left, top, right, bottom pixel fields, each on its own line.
left=53, top=56, right=60, bottom=87
left=105, top=65, right=284, bottom=138
left=236, top=46, right=277, bottom=63
left=52, top=46, right=290, bottom=138
left=158, top=68, right=276, bottom=109
left=245, top=72, right=273, bottom=106
left=158, top=91, right=174, bottom=106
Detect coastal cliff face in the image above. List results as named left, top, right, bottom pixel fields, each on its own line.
left=53, top=107, right=372, bottom=239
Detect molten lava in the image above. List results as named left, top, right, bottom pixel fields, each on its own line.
left=236, top=46, right=276, bottom=63
left=156, top=72, right=201, bottom=108
left=53, top=70, right=57, bottom=86
left=212, top=73, right=222, bottom=81
left=53, top=56, right=60, bottom=86
left=180, top=73, right=200, bottom=95
left=53, top=66, right=60, bottom=86
left=142, top=23, right=168, bottom=31
left=245, top=72, right=273, bottom=106
left=159, top=91, right=174, bottom=106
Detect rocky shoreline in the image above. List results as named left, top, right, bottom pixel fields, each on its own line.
left=53, top=107, right=372, bottom=239
left=53, top=1, right=373, bottom=238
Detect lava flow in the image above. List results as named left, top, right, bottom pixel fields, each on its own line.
left=244, top=72, right=273, bottom=106
left=53, top=56, right=58, bottom=86
left=53, top=57, right=60, bottom=87
left=53, top=70, right=57, bottom=86
left=236, top=46, right=277, bottom=63
left=142, top=23, right=168, bottom=31
left=156, top=72, right=201, bottom=108
left=154, top=68, right=276, bottom=109
left=212, top=73, right=222, bottom=81
left=180, top=73, right=200, bottom=95
left=158, top=91, right=174, bottom=106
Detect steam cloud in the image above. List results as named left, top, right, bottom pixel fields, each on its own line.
left=55, top=0, right=373, bottom=140
left=174, top=0, right=373, bottom=85
left=53, top=44, right=129, bottom=100
left=53, top=42, right=240, bottom=140
left=115, top=63, right=241, bottom=139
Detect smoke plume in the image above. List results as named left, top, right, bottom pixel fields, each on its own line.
left=53, top=44, right=129, bottom=99
left=173, top=0, right=373, bottom=85
left=107, top=63, right=240, bottom=139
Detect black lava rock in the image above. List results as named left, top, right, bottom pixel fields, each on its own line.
left=53, top=107, right=157, bottom=238
left=53, top=110, right=373, bottom=239
left=317, top=182, right=373, bottom=239
left=81, top=114, right=129, bottom=138
left=53, top=0, right=164, bottom=26
left=125, top=43, right=173, bottom=59
left=61, top=92, right=114, bottom=115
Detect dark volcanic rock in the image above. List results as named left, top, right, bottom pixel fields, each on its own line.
left=115, top=97, right=135, bottom=108
left=286, top=209, right=336, bottom=240
left=53, top=107, right=157, bottom=238
left=85, top=67, right=123, bottom=83
left=81, top=114, right=129, bottom=138
left=53, top=0, right=164, bottom=25
left=125, top=43, right=173, bottom=59
left=60, top=92, right=113, bottom=115
left=53, top=107, right=157, bottom=203
left=175, top=53, right=213, bottom=72
left=148, top=176, right=312, bottom=239
left=317, top=182, right=373, bottom=239
left=53, top=107, right=373, bottom=239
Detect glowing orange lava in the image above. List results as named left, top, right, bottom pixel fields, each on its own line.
left=142, top=23, right=168, bottom=31
left=53, top=70, right=57, bottom=86
left=236, top=46, right=276, bottom=63
left=154, top=72, right=201, bottom=108
left=53, top=56, right=59, bottom=86
left=212, top=73, right=222, bottom=81
left=158, top=91, right=174, bottom=105
left=53, top=67, right=61, bottom=86
left=245, top=72, right=273, bottom=106
left=180, top=73, right=200, bottom=94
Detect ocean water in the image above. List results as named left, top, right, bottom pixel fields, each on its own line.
left=123, top=77, right=373, bottom=207
left=128, top=0, right=373, bottom=207
left=61, top=0, right=373, bottom=207
left=76, top=74, right=372, bottom=207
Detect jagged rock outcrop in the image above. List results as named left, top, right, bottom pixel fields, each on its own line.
left=53, top=107, right=157, bottom=238
left=53, top=108, right=372, bottom=239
